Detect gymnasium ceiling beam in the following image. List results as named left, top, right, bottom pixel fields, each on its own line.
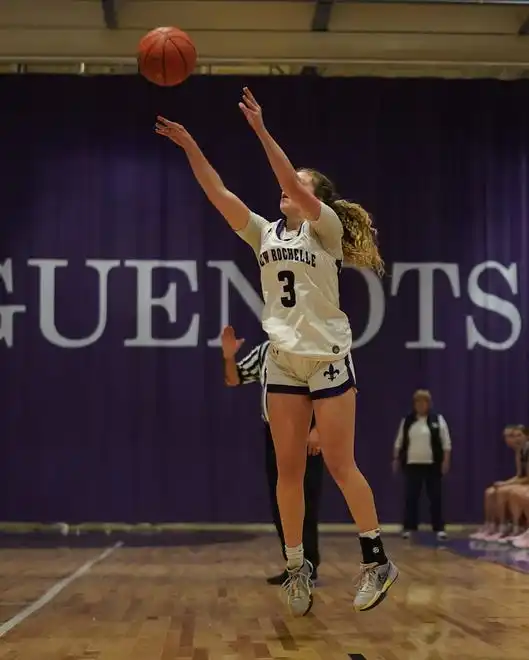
left=519, top=15, right=529, bottom=34
left=344, top=0, right=529, bottom=5
left=101, top=0, right=120, bottom=30
left=302, top=0, right=336, bottom=75
left=341, top=0, right=529, bottom=35
left=311, top=0, right=336, bottom=32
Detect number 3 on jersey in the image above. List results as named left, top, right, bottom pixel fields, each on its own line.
left=278, top=270, right=296, bottom=308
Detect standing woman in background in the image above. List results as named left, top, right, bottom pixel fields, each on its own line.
left=393, top=390, right=452, bottom=540
left=155, top=88, right=398, bottom=617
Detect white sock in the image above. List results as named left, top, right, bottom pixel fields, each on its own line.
left=359, top=528, right=380, bottom=540
left=285, top=543, right=304, bottom=570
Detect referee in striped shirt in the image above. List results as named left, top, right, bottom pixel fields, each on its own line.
left=221, top=325, right=323, bottom=584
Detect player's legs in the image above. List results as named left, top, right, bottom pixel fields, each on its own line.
left=264, top=423, right=288, bottom=583
left=266, top=349, right=314, bottom=616
left=314, top=389, right=379, bottom=531
left=264, top=422, right=322, bottom=585
left=496, top=485, right=515, bottom=533
left=302, top=451, right=324, bottom=574
left=512, top=487, right=529, bottom=547
left=484, top=486, right=498, bottom=524
left=267, top=393, right=312, bottom=552
left=470, top=486, right=497, bottom=538
left=481, top=485, right=519, bottom=540
left=508, top=487, right=524, bottom=531
left=267, top=392, right=313, bottom=615
left=310, top=356, right=398, bottom=612
left=521, top=486, right=529, bottom=520
left=499, top=485, right=527, bottom=543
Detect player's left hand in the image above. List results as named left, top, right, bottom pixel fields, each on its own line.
left=239, top=87, right=265, bottom=132
left=155, top=116, right=195, bottom=150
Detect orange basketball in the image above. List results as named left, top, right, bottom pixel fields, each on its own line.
left=138, top=27, right=197, bottom=87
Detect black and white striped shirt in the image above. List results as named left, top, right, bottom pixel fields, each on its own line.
left=236, top=341, right=270, bottom=422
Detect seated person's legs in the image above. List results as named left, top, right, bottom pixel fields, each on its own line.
left=498, top=485, right=526, bottom=542
left=472, top=486, right=500, bottom=539
left=489, top=485, right=517, bottom=539
left=512, top=487, right=529, bottom=547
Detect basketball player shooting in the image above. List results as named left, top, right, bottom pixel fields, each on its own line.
left=155, top=88, right=398, bottom=616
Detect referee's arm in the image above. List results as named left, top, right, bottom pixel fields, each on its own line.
left=223, top=343, right=262, bottom=387
left=223, top=352, right=241, bottom=386
left=221, top=326, right=263, bottom=387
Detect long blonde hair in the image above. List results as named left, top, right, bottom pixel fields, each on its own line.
left=300, top=169, right=384, bottom=276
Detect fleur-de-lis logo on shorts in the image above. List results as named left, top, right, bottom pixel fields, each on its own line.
left=323, top=364, right=340, bottom=382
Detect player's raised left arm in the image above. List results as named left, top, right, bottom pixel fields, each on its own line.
left=239, top=88, right=323, bottom=223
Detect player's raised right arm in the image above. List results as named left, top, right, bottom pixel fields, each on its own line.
left=185, top=144, right=250, bottom=230
left=155, top=116, right=249, bottom=231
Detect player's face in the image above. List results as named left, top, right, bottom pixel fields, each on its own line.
left=504, top=429, right=515, bottom=448
left=511, top=429, right=525, bottom=447
left=413, top=396, right=429, bottom=416
left=280, top=170, right=315, bottom=216
left=413, top=396, right=430, bottom=417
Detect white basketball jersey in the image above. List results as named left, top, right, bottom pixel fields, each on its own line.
left=257, top=217, right=352, bottom=359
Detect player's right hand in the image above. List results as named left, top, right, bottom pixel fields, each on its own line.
left=221, top=325, right=245, bottom=358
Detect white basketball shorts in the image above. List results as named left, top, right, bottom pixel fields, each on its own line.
left=265, top=345, right=357, bottom=400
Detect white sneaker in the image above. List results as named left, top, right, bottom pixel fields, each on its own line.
left=470, top=526, right=490, bottom=540
left=282, top=560, right=314, bottom=617
left=353, top=560, right=399, bottom=612
left=512, top=530, right=529, bottom=549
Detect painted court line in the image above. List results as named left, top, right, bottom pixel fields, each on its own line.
left=0, top=541, right=123, bottom=638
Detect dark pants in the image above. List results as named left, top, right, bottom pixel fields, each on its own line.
left=403, top=463, right=444, bottom=532
left=264, top=423, right=323, bottom=568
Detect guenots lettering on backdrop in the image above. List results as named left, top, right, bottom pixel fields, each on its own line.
left=0, top=258, right=522, bottom=351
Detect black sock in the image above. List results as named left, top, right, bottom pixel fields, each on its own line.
left=359, top=534, right=388, bottom=565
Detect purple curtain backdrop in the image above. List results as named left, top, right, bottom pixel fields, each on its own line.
left=1, top=75, right=528, bottom=524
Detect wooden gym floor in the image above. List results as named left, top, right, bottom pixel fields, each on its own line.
left=0, top=532, right=527, bottom=660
